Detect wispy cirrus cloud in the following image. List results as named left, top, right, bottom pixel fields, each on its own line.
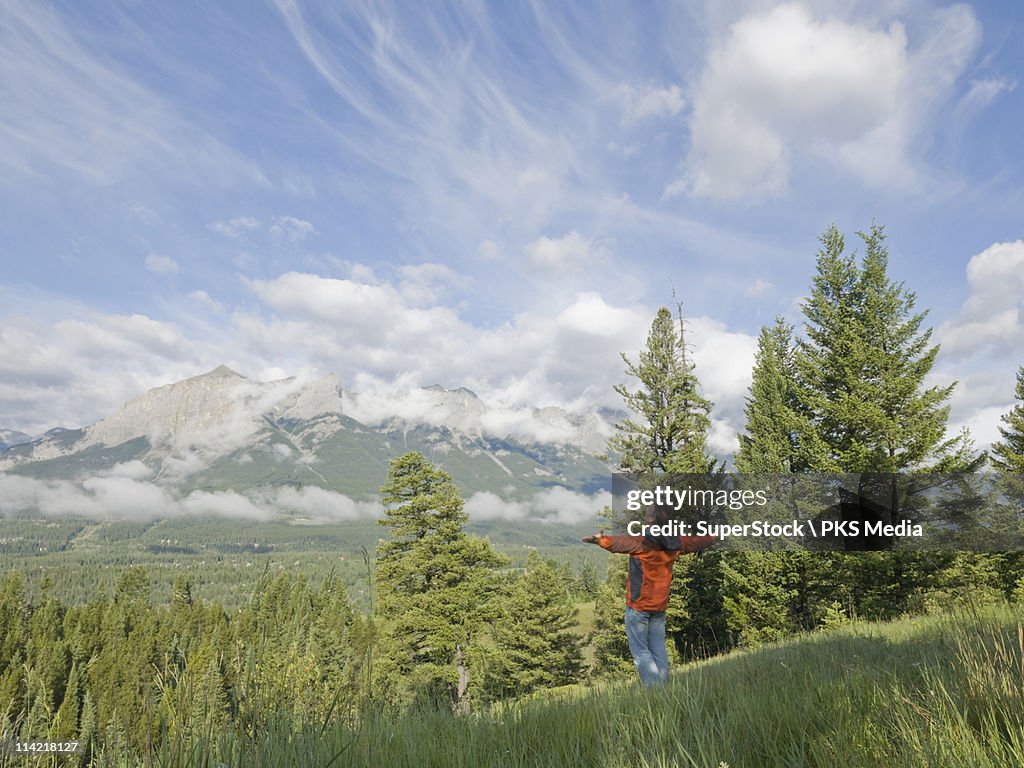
left=208, top=215, right=317, bottom=243
left=610, top=82, right=685, bottom=125
left=265, top=0, right=693, bottom=264
left=145, top=254, right=179, bottom=275
left=0, top=0, right=260, bottom=188
left=268, top=216, right=316, bottom=242
left=209, top=217, right=262, bottom=239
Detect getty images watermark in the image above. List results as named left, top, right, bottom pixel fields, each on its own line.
left=612, top=473, right=1024, bottom=551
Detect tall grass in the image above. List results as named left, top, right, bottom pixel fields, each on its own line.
left=197, top=603, right=1024, bottom=768
left=6, top=604, right=1021, bottom=768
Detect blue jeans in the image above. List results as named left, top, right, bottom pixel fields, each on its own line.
left=624, top=606, right=669, bottom=686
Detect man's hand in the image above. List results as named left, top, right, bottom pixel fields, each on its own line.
left=582, top=530, right=604, bottom=545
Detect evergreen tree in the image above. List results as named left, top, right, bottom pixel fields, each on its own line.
left=26, top=595, right=69, bottom=716
left=115, top=566, right=151, bottom=605
left=608, top=306, right=722, bottom=665
left=187, top=657, right=229, bottom=735
left=588, top=559, right=634, bottom=679
left=52, top=660, right=81, bottom=741
left=308, top=573, right=357, bottom=718
left=486, top=551, right=583, bottom=699
left=22, top=669, right=51, bottom=739
left=733, top=322, right=831, bottom=648
left=668, top=552, right=728, bottom=660
left=171, top=575, right=194, bottom=610
left=78, top=689, right=98, bottom=766
left=375, top=452, right=506, bottom=713
left=574, top=560, right=599, bottom=599
left=0, top=571, right=28, bottom=713
left=736, top=317, right=809, bottom=473
left=720, top=552, right=798, bottom=647
left=789, top=223, right=987, bottom=620
left=991, top=366, right=1024, bottom=472
left=89, top=576, right=162, bottom=753
left=794, top=223, right=976, bottom=472
left=611, top=305, right=715, bottom=474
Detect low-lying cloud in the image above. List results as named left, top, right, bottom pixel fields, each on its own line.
left=0, top=470, right=382, bottom=522
left=0, top=467, right=606, bottom=526
left=465, top=487, right=611, bottom=526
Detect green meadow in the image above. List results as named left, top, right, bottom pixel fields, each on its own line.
left=87, top=603, right=1024, bottom=768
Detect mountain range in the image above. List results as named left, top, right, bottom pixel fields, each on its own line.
left=0, top=366, right=614, bottom=502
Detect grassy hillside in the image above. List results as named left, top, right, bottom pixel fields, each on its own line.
left=135, top=603, right=1024, bottom=768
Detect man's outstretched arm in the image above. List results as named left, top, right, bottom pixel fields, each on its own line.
left=582, top=532, right=650, bottom=553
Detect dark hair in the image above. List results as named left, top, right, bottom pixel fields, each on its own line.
left=643, top=504, right=682, bottom=551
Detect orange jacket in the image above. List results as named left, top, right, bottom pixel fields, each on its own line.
left=598, top=535, right=718, bottom=612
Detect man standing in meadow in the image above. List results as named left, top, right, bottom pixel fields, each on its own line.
left=584, top=507, right=717, bottom=686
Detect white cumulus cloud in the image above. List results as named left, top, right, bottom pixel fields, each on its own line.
left=933, top=240, right=1024, bottom=451
left=0, top=266, right=758, bottom=461
left=681, top=3, right=982, bottom=200
left=939, top=240, right=1024, bottom=357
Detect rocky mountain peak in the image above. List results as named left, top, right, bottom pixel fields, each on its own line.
left=424, top=384, right=480, bottom=400
left=78, top=366, right=255, bottom=451
left=196, top=364, right=245, bottom=380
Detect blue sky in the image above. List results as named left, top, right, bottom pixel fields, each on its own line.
left=1, top=0, right=1022, bottom=456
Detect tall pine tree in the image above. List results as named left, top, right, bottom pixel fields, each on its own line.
left=991, top=366, right=1024, bottom=472
left=611, top=305, right=715, bottom=474
left=736, top=317, right=811, bottom=473
left=607, top=304, right=723, bottom=663
left=734, top=316, right=813, bottom=634
left=790, top=223, right=983, bottom=620
left=375, top=452, right=506, bottom=714
left=794, top=223, right=976, bottom=472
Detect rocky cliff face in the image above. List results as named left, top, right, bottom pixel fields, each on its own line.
left=82, top=365, right=256, bottom=451
left=1, top=367, right=344, bottom=467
